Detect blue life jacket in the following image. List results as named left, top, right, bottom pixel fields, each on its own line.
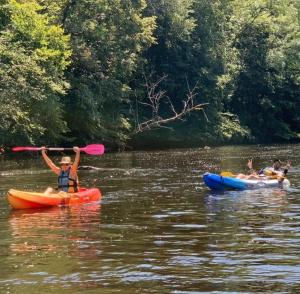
left=58, top=167, right=78, bottom=192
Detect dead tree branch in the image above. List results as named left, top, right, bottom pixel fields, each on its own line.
left=134, top=75, right=209, bottom=133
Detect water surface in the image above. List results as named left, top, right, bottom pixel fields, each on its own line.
left=0, top=144, right=300, bottom=293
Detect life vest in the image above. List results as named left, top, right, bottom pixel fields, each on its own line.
left=58, top=167, right=78, bottom=192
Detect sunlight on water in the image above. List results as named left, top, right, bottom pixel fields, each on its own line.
left=0, top=144, right=300, bottom=293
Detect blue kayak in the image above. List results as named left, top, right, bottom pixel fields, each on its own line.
left=203, top=172, right=290, bottom=191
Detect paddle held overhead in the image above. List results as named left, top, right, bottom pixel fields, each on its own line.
left=12, top=144, right=105, bottom=155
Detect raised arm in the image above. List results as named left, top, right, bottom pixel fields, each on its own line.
left=247, top=159, right=255, bottom=174
left=71, top=146, right=80, bottom=172
left=282, top=160, right=291, bottom=176
left=41, top=147, right=60, bottom=175
left=283, top=160, right=291, bottom=170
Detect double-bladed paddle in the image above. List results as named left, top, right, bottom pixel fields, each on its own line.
left=12, top=144, right=105, bottom=155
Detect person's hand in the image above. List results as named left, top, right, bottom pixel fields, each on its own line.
left=247, top=159, right=253, bottom=170
left=73, top=146, right=80, bottom=153
left=41, top=146, right=46, bottom=153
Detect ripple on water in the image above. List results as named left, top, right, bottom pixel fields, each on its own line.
left=0, top=145, right=300, bottom=293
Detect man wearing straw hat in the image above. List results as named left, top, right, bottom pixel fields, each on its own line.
left=41, top=146, right=80, bottom=194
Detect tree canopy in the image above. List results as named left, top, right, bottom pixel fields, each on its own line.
left=0, top=0, right=299, bottom=149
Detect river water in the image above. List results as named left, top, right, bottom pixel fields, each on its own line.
left=0, top=144, right=300, bottom=293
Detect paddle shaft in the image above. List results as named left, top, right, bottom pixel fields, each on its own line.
left=13, top=147, right=81, bottom=151
left=46, top=147, right=74, bottom=151
left=12, top=144, right=105, bottom=155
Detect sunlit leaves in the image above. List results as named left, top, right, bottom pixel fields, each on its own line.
left=0, top=0, right=70, bottom=145
left=62, top=0, right=156, bottom=146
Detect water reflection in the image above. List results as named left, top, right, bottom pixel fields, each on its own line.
left=0, top=144, right=299, bottom=293
left=202, top=187, right=300, bottom=291
left=9, top=204, right=101, bottom=257
left=205, top=188, right=289, bottom=213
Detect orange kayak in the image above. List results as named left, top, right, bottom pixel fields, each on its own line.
left=7, top=187, right=101, bottom=209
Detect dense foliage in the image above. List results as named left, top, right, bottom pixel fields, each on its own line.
left=0, top=0, right=299, bottom=149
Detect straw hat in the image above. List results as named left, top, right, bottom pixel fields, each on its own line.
left=59, top=156, right=72, bottom=164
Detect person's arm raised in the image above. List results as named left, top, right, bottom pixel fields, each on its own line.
left=247, top=159, right=256, bottom=174
left=71, top=146, right=80, bottom=172
left=41, top=147, right=60, bottom=175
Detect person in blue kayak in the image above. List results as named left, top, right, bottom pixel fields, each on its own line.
left=258, top=158, right=291, bottom=178
left=236, top=159, right=261, bottom=179
left=41, top=146, right=80, bottom=194
left=236, top=158, right=291, bottom=180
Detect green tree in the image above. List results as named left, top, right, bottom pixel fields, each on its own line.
left=135, top=0, right=243, bottom=147
left=0, top=0, right=71, bottom=146
left=223, top=0, right=300, bottom=142
left=61, top=0, right=156, bottom=148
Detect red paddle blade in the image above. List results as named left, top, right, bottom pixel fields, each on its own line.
left=12, top=146, right=41, bottom=152
left=80, top=144, right=105, bottom=155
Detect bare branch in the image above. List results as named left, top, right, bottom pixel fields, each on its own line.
left=133, top=74, right=209, bottom=133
